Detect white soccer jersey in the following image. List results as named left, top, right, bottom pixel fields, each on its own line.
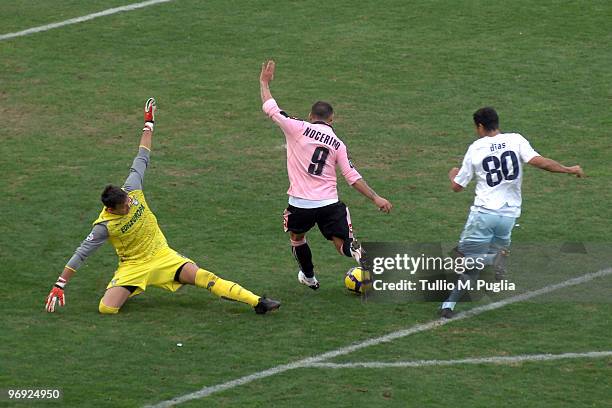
left=454, top=133, right=540, bottom=217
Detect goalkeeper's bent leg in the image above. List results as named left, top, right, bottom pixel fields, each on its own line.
left=99, top=299, right=120, bottom=314
left=195, top=268, right=260, bottom=307
left=98, top=286, right=131, bottom=314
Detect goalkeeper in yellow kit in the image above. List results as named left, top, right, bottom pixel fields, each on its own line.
left=45, top=98, right=280, bottom=315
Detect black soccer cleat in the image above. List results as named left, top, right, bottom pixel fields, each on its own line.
left=439, top=308, right=454, bottom=319
left=254, top=297, right=281, bottom=314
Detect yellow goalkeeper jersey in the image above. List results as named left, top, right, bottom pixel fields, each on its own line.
left=93, top=190, right=168, bottom=264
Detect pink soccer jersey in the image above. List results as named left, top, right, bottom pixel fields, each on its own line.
left=263, top=99, right=362, bottom=200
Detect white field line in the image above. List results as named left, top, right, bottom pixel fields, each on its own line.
left=0, top=0, right=174, bottom=42
left=146, top=267, right=612, bottom=408
left=310, top=351, right=612, bottom=369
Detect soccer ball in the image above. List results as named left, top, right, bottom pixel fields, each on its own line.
left=344, top=267, right=372, bottom=294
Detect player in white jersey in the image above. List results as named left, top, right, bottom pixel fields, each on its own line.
left=259, top=60, right=392, bottom=290
left=440, top=107, right=584, bottom=318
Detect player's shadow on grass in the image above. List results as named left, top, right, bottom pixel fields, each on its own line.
left=121, top=289, right=254, bottom=315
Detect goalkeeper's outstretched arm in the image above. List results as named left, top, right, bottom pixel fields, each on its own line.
left=46, top=224, right=108, bottom=313
left=139, top=128, right=152, bottom=151
left=123, top=144, right=150, bottom=193
left=123, top=98, right=155, bottom=192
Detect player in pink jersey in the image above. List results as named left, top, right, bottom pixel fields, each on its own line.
left=259, top=60, right=392, bottom=290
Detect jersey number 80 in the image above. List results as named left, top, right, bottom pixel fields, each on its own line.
left=482, top=150, right=519, bottom=187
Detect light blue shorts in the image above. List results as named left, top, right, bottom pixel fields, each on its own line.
left=458, top=210, right=516, bottom=258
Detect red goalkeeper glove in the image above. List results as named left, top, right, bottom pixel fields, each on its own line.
left=45, top=277, right=66, bottom=313
left=143, top=97, right=156, bottom=132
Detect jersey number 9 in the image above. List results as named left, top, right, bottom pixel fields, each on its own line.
left=308, top=146, right=330, bottom=175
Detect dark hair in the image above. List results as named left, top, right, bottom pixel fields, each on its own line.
left=101, top=185, right=128, bottom=209
left=311, top=101, right=334, bottom=121
left=473, top=107, right=499, bottom=131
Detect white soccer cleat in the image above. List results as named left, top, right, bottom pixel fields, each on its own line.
left=297, top=270, right=320, bottom=290
left=350, top=239, right=365, bottom=265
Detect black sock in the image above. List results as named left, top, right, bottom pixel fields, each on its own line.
left=292, top=243, right=314, bottom=278
left=342, top=240, right=353, bottom=257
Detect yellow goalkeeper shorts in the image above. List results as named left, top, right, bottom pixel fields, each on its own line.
left=106, top=247, right=194, bottom=297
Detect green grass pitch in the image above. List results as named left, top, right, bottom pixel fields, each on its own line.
left=1, top=1, right=611, bottom=407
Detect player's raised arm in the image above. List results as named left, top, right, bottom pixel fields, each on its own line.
left=260, top=60, right=305, bottom=136
left=528, top=156, right=584, bottom=177
left=45, top=224, right=109, bottom=313
left=123, top=98, right=156, bottom=192
left=259, top=59, right=275, bottom=103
